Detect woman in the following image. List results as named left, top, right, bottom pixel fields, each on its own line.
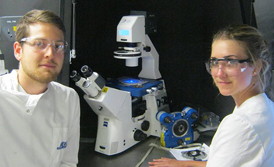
left=149, top=25, right=274, bottom=167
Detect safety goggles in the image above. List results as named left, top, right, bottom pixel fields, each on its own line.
left=205, top=58, right=251, bottom=76
left=20, top=37, right=68, bottom=54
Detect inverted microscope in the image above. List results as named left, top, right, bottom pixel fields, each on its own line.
left=71, top=15, right=170, bottom=156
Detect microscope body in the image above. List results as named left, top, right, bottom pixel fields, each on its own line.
left=72, top=66, right=169, bottom=155
left=72, top=15, right=170, bottom=155
left=84, top=78, right=169, bottom=155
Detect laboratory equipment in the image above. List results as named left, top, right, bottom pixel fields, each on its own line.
left=71, top=66, right=169, bottom=155
left=157, top=107, right=199, bottom=148
left=114, top=15, right=161, bottom=79
left=0, top=50, right=8, bottom=75
left=0, top=16, right=21, bottom=72
left=71, top=15, right=169, bottom=155
left=196, top=111, right=220, bottom=132
left=70, top=65, right=105, bottom=98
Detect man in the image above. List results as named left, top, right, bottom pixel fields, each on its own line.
left=0, top=9, right=80, bottom=167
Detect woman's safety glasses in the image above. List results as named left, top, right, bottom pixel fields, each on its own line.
left=205, top=58, right=251, bottom=76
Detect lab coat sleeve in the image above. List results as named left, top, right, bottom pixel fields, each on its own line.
left=206, top=114, right=264, bottom=167
left=61, top=91, right=81, bottom=167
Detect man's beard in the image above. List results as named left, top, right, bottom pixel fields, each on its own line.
left=21, top=63, right=60, bottom=83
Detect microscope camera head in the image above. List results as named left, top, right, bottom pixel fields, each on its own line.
left=116, top=15, right=145, bottom=43
left=114, top=16, right=146, bottom=67
left=113, top=15, right=161, bottom=79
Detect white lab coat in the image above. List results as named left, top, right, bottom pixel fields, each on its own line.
left=0, top=70, right=80, bottom=167
left=207, top=93, right=274, bottom=167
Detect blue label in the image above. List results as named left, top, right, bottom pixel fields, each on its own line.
left=57, top=141, right=67, bottom=150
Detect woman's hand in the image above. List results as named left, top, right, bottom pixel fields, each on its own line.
left=148, top=157, right=206, bottom=167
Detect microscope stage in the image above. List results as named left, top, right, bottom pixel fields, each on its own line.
left=107, top=77, right=163, bottom=97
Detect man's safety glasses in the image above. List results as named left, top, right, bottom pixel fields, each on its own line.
left=20, top=37, right=68, bottom=54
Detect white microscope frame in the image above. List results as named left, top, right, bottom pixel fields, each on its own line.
left=114, top=15, right=161, bottom=80
left=75, top=15, right=169, bottom=156
left=84, top=85, right=168, bottom=155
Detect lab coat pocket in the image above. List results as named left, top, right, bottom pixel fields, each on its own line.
left=51, top=127, right=68, bottom=167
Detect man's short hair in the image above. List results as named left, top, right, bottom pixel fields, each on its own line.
left=16, top=9, right=66, bottom=42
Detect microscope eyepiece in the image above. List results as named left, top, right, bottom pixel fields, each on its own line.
left=70, top=70, right=81, bottom=82
left=81, top=65, right=93, bottom=78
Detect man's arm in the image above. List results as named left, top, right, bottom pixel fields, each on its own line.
left=61, top=91, right=81, bottom=167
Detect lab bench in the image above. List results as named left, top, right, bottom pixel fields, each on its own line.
left=78, top=135, right=213, bottom=167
